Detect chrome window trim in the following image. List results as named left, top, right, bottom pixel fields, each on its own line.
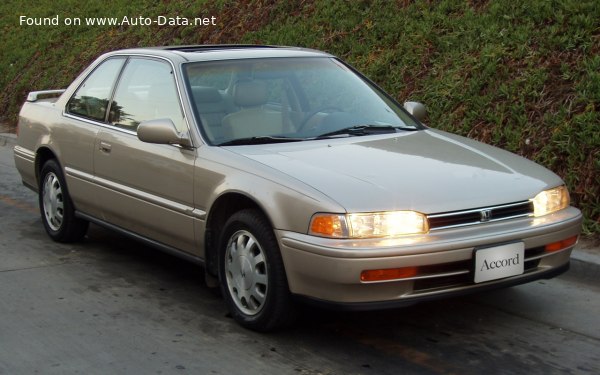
left=178, top=63, right=208, bottom=145
left=63, top=112, right=137, bottom=136
left=62, top=53, right=195, bottom=147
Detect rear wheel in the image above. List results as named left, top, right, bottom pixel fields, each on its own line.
left=39, top=159, right=89, bottom=242
left=219, top=209, right=295, bottom=331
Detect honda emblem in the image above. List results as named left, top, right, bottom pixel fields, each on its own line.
left=480, top=209, right=492, bottom=222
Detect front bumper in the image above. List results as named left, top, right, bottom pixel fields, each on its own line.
left=277, top=206, right=582, bottom=307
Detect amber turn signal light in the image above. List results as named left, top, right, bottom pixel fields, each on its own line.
left=360, top=267, right=419, bottom=282
left=545, top=235, right=578, bottom=253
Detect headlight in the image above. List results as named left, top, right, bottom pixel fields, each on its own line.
left=309, top=211, right=429, bottom=238
left=531, top=185, right=570, bottom=217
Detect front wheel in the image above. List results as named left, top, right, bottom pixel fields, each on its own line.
left=39, top=159, right=89, bottom=242
left=218, top=209, right=295, bottom=331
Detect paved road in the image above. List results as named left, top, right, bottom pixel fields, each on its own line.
left=1, top=138, right=599, bottom=374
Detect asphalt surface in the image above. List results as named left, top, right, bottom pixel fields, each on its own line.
left=1, top=132, right=599, bottom=375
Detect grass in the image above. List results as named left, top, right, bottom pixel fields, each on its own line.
left=0, top=0, right=598, bottom=234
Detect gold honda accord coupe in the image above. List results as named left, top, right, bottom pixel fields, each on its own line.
left=14, top=45, right=582, bottom=331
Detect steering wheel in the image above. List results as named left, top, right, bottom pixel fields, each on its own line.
left=297, top=106, right=342, bottom=132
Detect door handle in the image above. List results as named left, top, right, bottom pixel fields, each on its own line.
left=99, top=141, right=112, bottom=153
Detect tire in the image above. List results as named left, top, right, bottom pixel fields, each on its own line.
left=39, top=159, right=89, bottom=242
left=218, top=209, right=295, bottom=331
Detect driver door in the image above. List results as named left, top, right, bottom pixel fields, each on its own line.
left=93, top=57, right=197, bottom=253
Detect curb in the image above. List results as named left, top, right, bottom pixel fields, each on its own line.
left=571, top=248, right=600, bottom=266
left=0, top=132, right=17, bottom=147
left=571, top=238, right=600, bottom=275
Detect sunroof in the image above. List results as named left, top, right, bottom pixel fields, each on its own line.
left=157, top=45, right=284, bottom=52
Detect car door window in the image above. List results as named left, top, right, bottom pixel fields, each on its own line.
left=66, top=58, right=125, bottom=122
left=109, top=58, right=185, bottom=132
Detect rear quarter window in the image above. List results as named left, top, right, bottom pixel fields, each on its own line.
left=66, top=58, right=125, bottom=122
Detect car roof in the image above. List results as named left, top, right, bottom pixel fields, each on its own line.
left=108, top=45, right=334, bottom=63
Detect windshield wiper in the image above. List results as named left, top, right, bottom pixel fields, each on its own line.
left=218, top=136, right=306, bottom=146
left=315, top=125, right=400, bottom=139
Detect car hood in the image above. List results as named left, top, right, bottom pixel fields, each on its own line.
left=225, top=129, right=563, bottom=213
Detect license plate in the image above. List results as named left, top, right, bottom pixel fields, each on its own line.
left=474, top=242, right=524, bottom=283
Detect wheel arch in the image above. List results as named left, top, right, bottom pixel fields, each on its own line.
left=35, top=147, right=59, bottom=185
left=204, top=192, right=274, bottom=277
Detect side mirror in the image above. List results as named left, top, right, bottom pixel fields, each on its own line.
left=403, top=101, right=427, bottom=122
left=137, top=119, right=193, bottom=148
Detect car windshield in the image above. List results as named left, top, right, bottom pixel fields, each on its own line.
left=183, top=57, right=422, bottom=145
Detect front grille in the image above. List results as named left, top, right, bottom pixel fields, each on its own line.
left=428, top=201, right=533, bottom=231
